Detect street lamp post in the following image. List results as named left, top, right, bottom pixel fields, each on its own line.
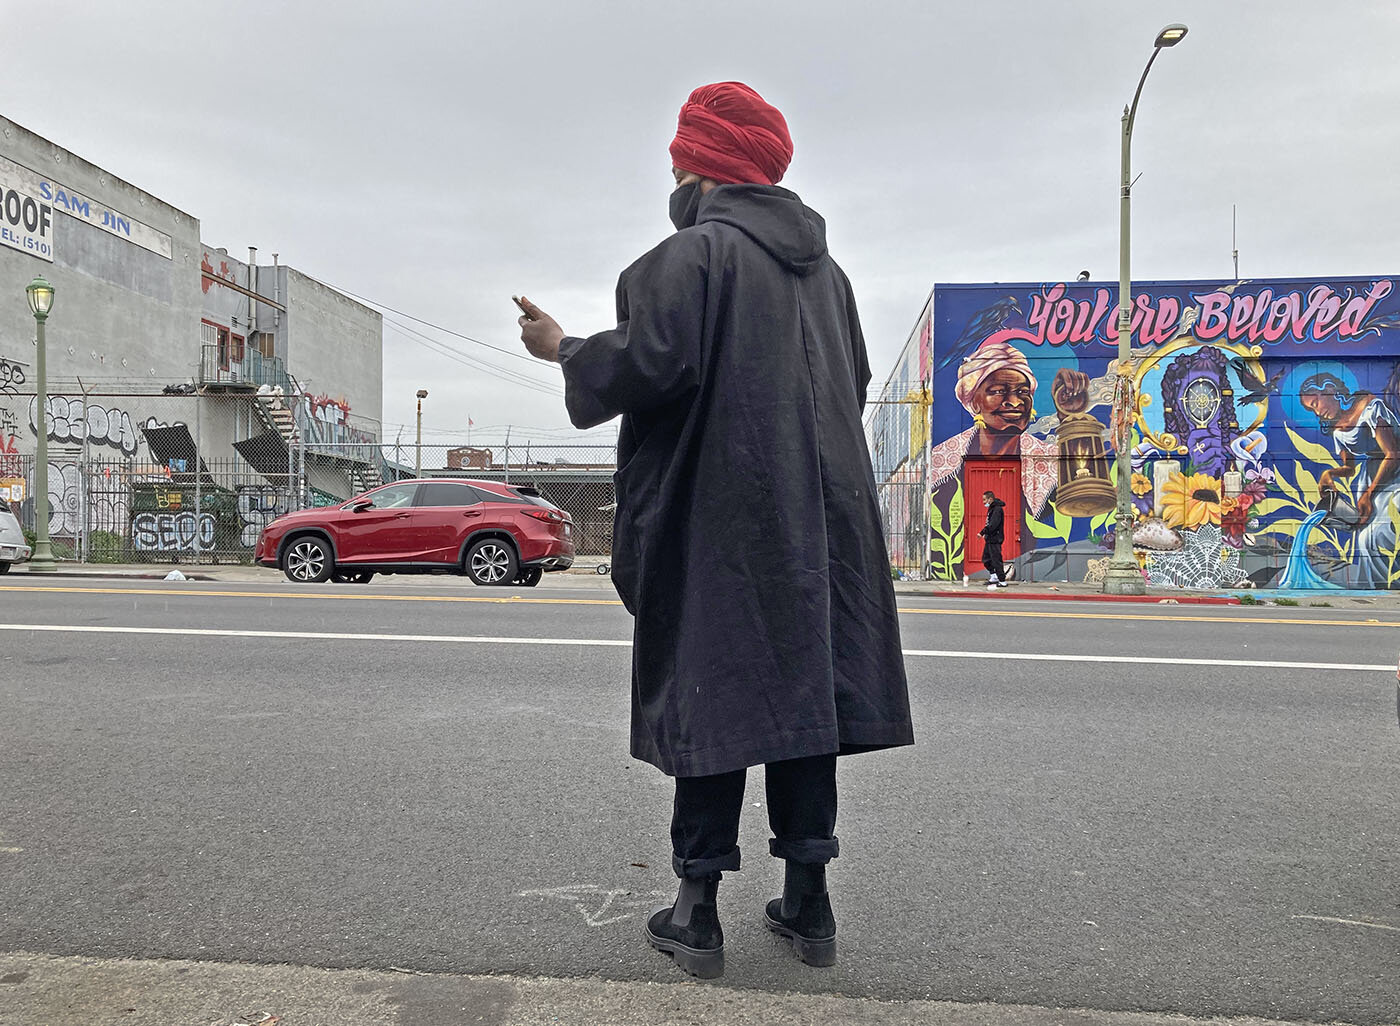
left=25, top=276, right=57, bottom=573
left=415, top=389, right=428, bottom=478
left=1103, top=22, right=1188, bottom=596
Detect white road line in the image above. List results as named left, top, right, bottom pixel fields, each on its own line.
left=1291, top=914, right=1400, bottom=933
left=0, top=623, right=1393, bottom=673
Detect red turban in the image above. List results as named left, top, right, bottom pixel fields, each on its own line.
left=669, top=82, right=793, bottom=186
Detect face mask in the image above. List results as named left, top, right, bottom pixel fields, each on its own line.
left=669, top=182, right=703, bottom=230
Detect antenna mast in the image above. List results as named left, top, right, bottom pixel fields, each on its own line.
left=1232, top=205, right=1239, bottom=279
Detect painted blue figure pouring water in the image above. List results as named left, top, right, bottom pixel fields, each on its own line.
left=1295, top=373, right=1400, bottom=589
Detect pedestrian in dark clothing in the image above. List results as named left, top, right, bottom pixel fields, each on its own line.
left=517, top=81, right=913, bottom=979
left=979, top=490, right=1008, bottom=589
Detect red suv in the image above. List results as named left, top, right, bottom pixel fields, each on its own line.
left=255, top=479, right=575, bottom=586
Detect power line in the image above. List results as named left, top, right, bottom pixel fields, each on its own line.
left=381, top=318, right=564, bottom=398
left=303, top=273, right=547, bottom=368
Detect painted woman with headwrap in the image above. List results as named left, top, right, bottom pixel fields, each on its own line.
left=517, top=82, right=912, bottom=978
left=928, top=340, right=1065, bottom=520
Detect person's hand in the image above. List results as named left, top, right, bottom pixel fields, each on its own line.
left=518, top=296, right=566, bottom=363
left=1318, top=469, right=1336, bottom=494
left=1051, top=368, right=1091, bottom=415
left=1357, top=492, right=1375, bottom=526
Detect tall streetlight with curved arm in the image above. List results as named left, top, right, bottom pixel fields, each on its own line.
left=1103, top=23, right=1189, bottom=596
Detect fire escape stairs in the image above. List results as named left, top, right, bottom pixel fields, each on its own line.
left=251, top=392, right=298, bottom=447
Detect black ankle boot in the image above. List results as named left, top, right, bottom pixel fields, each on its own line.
left=645, top=873, right=724, bottom=978
left=764, top=861, right=836, bottom=966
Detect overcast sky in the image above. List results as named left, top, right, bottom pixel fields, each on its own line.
left=5, top=1, right=1398, bottom=449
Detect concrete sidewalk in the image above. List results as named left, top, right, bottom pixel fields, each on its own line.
left=0, top=951, right=1333, bottom=1026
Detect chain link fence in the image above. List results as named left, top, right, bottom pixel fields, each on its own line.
left=0, top=390, right=618, bottom=564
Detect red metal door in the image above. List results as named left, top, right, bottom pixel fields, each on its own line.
left=963, top=461, right=1022, bottom=566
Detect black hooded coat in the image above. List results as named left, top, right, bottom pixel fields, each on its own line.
left=557, top=184, right=914, bottom=777
left=982, top=498, right=1005, bottom=544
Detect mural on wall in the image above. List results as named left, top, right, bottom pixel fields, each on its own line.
left=923, top=276, right=1400, bottom=589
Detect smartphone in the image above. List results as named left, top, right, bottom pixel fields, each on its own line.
left=512, top=295, right=535, bottom=321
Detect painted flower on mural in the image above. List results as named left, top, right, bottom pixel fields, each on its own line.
left=1220, top=496, right=1249, bottom=549
left=1159, top=472, right=1222, bottom=531
left=1239, top=466, right=1273, bottom=506
left=1130, top=472, right=1154, bottom=517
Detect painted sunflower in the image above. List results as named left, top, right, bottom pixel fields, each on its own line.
left=1159, top=472, right=1222, bottom=531
left=1130, top=472, right=1153, bottom=496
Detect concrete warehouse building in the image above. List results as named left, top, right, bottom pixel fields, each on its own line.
left=0, top=113, right=383, bottom=561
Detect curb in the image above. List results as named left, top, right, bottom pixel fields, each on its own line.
left=899, top=587, right=1240, bottom=605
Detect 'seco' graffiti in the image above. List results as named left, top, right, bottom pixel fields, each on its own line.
left=132, top=511, right=215, bottom=553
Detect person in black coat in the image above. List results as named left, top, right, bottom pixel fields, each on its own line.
left=518, top=81, right=913, bottom=979
left=979, top=491, right=1008, bottom=589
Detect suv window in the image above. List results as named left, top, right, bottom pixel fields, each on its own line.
left=512, top=487, right=561, bottom=510
left=474, top=485, right=528, bottom=505
left=0, top=498, right=10, bottom=514
left=360, top=482, right=418, bottom=509
left=417, top=482, right=482, bottom=507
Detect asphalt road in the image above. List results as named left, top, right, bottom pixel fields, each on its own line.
left=0, top=575, right=1396, bottom=1024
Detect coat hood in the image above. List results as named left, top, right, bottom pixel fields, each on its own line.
left=698, top=184, right=828, bottom=276
left=987, top=497, right=1005, bottom=509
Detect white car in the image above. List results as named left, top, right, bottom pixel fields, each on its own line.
left=0, top=497, right=31, bottom=573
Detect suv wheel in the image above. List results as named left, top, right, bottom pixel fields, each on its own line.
left=284, top=536, right=334, bottom=583
left=466, top=538, right=517, bottom=586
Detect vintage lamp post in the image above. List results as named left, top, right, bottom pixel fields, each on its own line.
left=414, top=388, right=429, bottom=478
left=1103, top=22, right=1189, bottom=595
left=25, top=275, right=58, bottom=573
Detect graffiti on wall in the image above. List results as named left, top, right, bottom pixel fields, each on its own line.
left=919, top=276, right=1400, bottom=589
left=236, top=485, right=289, bottom=547
left=0, top=406, right=19, bottom=446
left=131, top=511, right=216, bottom=553
left=30, top=396, right=140, bottom=457
left=1, top=357, right=26, bottom=476
left=0, top=355, right=26, bottom=397
left=38, top=461, right=131, bottom=540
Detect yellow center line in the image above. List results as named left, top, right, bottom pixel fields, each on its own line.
left=0, top=583, right=1396, bottom=628
left=0, top=584, right=623, bottom=606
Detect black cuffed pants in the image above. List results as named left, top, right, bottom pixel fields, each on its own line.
left=670, top=753, right=839, bottom=879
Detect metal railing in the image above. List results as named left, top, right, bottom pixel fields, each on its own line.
left=198, top=344, right=295, bottom=394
